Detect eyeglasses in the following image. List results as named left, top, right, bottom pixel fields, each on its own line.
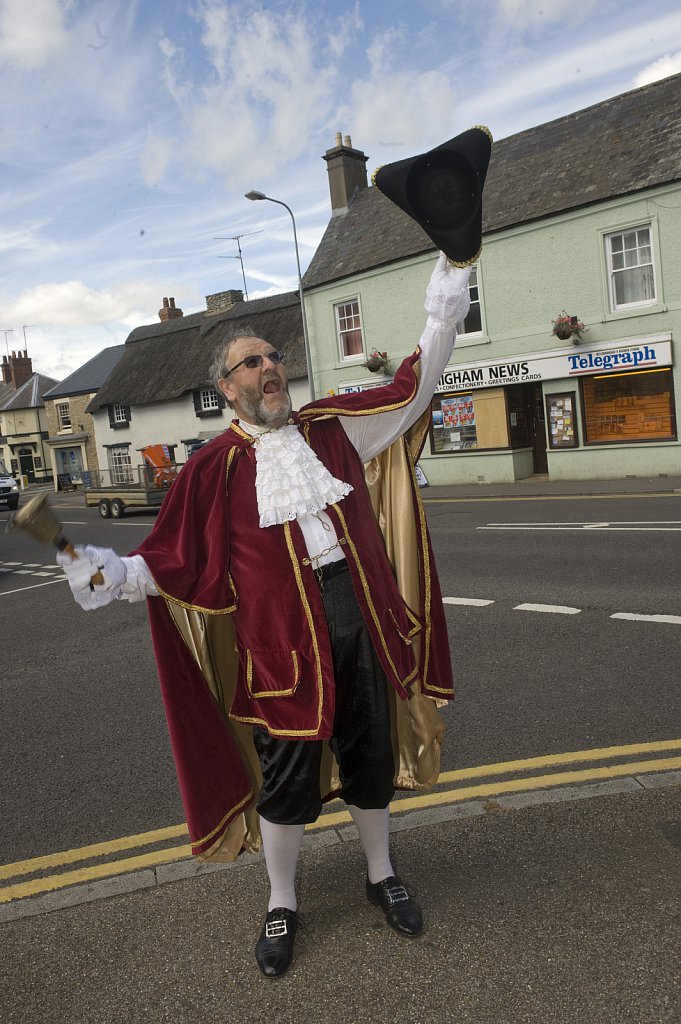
left=222, top=350, right=285, bottom=377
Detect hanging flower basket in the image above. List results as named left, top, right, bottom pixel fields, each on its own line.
left=363, top=350, right=392, bottom=374
left=552, top=311, right=588, bottom=343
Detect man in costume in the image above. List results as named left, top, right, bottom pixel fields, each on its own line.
left=58, top=126, right=491, bottom=978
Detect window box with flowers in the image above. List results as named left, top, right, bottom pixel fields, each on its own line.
left=363, top=350, right=392, bottom=374
left=552, top=311, right=589, bottom=344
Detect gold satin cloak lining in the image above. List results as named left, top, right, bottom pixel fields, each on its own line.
left=165, top=391, right=446, bottom=862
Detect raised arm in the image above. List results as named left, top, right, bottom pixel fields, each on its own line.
left=339, top=254, right=471, bottom=462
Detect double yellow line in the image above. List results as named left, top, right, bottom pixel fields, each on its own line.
left=2, top=739, right=680, bottom=905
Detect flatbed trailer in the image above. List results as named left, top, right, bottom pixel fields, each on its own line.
left=84, top=480, right=172, bottom=518
left=83, top=445, right=181, bottom=518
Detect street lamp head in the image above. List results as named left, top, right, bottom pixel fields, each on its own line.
left=245, top=190, right=267, bottom=201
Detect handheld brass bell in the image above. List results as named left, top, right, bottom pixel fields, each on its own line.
left=11, top=493, right=104, bottom=586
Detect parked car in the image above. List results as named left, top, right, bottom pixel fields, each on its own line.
left=0, top=460, right=20, bottom=510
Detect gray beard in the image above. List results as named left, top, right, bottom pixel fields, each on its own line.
left=243, top=391, right=292, bottom=428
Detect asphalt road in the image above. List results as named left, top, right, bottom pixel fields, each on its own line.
left=1, top=491, right=680, bottom=867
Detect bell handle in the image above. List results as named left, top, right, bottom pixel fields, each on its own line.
left=60, top=539, right=105, bottom=588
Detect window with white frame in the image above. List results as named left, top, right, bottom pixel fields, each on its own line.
left=605, top=226, right=656, bottom=310
left=108, top=445, right=133, bottom=485
left=335, top=299, right=364, bottom=359
left=456, top=266, right=482, bottom=335
left=56, top=402, right=72, bottom=430
left=113, top=403, right=129, bottom=423
left=200, top=387, right=220, bottom=411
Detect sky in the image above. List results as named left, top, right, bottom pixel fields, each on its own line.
left=2, top=0, right=681, bottom=383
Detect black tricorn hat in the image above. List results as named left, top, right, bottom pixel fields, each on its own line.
left=371, top=126, right=492, bottom=267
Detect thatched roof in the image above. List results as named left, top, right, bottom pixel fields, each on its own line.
left=88, top=291, right=304, bottom=413
left=303, top=73, right=681, bottom=289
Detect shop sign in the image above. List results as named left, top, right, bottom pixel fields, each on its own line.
left=338, top=376, right=392, bottom=394
left=436, top=336, right=672, bottom=393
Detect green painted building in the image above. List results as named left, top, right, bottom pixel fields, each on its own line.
left=302, top=75, right=681, bottom=484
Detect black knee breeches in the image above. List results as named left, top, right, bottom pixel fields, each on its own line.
left=254, top=561, right=396, bottom=824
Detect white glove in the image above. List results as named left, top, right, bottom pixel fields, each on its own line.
left=424, top=251, right=472, bottom=327
left=57, top=545, right=127, bottom=611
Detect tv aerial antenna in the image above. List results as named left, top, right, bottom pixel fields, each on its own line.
left=1, top=328, right=14, bottom=359
left=214, top=230, right=263, bottom=301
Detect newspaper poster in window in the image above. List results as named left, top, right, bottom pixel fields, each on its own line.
left=546, top=393, right=578, bottom=448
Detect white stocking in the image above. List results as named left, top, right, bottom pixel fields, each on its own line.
left=348, top=805, right=394, bottom=884
left=259, top=816, right=305, bottom=912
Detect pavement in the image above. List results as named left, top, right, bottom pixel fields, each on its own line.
left=3, top=473, right=681, bottom=1023
left=1, top=777, right=680, bottom=1023
left=419, top=472, right=681, bottom=502
left=18, top=471, right=681, bottom=510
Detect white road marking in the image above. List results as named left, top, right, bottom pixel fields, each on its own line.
left=515, top=603, right=582, bottom=615
left=480, top=521, right=681, bottom=532
left=0, top=578, right=68, bottom=597
left=443, top=597, right=495, bottom=607
left=611, top=612, right=681, bottom=625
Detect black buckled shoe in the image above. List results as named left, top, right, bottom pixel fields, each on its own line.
left=255, top=907, right=298, bottom=977
left=366, top=875, right=423, bottom=937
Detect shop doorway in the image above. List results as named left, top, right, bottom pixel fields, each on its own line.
left=527, top=384, right=548, bottom=473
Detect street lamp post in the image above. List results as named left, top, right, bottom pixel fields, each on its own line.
left=245, top=191, right=314, bottom=402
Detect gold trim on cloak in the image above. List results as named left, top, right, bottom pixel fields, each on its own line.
left=164, top=378, right=447, bottom=861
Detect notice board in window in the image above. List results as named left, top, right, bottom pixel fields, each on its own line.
left=546, top=393, right=578, bottom=449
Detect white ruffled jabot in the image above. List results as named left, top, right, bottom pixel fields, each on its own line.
left=251, top=423, right=353, bottom=528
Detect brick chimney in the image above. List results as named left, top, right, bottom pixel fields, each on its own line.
left=1, top=350, right=33, bottom=387
left=158, top=296, right=184, bottom=321
left=323, top=132, right=369, bottom=213
left=205, top=290, right=244, bottom=316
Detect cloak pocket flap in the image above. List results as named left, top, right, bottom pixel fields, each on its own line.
left=388, top=604, right=422, bottom=645
left=245, top=649, right=302, bottom=698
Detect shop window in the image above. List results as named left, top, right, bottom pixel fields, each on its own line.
left=456, top=266, right=483, bottom=336
left=430, top=388, right=514, bottom=453
left=56, top=402, right=71, bottom=430
left=605, top=226, right=656, bottom=311
left=335, top=299, right=364, bottom=359
left=582, top=369, right=676, bottom=444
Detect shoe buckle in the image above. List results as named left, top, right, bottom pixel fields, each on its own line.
left=265, top=918, right=288, bottom=938
left=386, top=885, right=409, bottom=905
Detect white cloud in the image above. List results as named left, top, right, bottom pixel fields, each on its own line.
left=341, top=67, right=461, bottom=153
left=0, top=221, right=52, bottom=254
left=452, top=6, right=681, bottom=138
left=0, top=0, right=71, bottom=69
left=1, top=279, right=164, bottom=328
left=155, top=2, right=349, bottom=183
left=327, top=0, right=363, bottom=57
left=140, top=134, right=174, bottom=188
left=635, top=51, right=681, bottom=87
